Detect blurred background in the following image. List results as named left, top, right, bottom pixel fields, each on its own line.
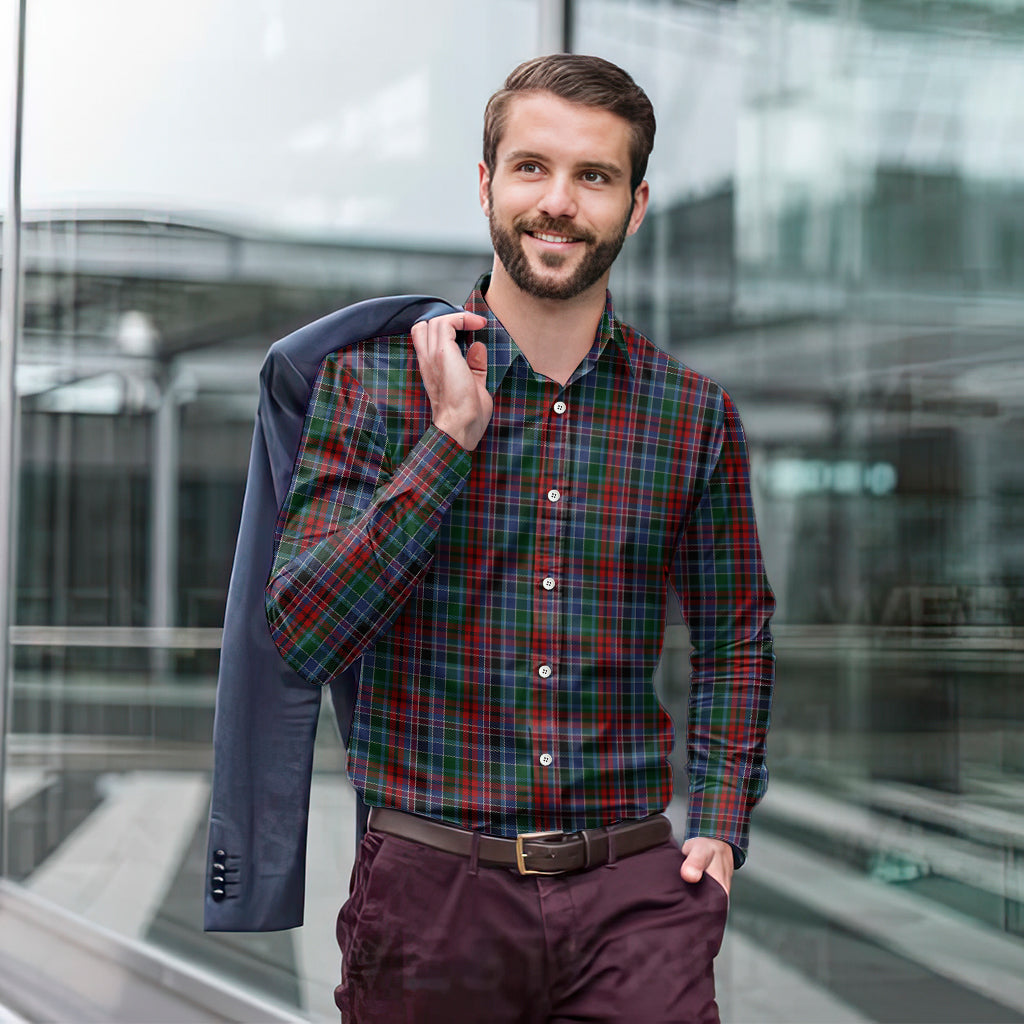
left=1, top=0, right=1023, bottom=1021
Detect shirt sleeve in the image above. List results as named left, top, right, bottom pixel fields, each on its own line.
left=266, top=353, right=472, bottom=685
left=670, top=386, right=775, bottom=866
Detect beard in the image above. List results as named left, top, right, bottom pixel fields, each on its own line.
left=488, top=190, right=631, bottom=301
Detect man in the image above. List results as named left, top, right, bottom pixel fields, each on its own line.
left=267, top=54, right=774, bottom=1023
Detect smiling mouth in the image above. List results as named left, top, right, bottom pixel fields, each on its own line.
left=529, top=231, right=580, bottom=244
left=532, top=232, right=581, bottom=243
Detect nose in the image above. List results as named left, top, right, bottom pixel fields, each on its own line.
left=536, top=174, right=577, bottom=220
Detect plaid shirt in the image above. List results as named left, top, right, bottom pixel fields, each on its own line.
left=267, top=277, right=774, bottom=860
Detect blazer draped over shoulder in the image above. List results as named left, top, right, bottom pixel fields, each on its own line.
left=204, top=294, right=458, bottom=932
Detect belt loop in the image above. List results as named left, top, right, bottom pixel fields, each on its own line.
left=468, top=830, right=481, bottom=877
left=581, top=829, right=594, bottom=869
left=606, top=827, right=618, bottom=869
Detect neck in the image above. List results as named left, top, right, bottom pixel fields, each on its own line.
left=483, top=259, right=608, bottom=386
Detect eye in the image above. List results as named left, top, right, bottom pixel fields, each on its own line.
left=517, top=162, right=542, bottom=175
left=581, top=170, right=608, bottom=184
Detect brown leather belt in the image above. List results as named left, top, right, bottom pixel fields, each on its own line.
left=368, top=807, right=673, bottom=876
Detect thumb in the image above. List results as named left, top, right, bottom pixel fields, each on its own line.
left=680, top=842, right=710, bottom=883
left=466, top=340, right=488, bottom=376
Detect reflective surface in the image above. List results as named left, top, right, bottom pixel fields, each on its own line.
left=5, top=2, right=530, bottom=1019
left=4, top=0, right=1024, bottom=1021
left=0, top=1, right=12, bottom=214
left=582, top=1, right=1024, bottom=1020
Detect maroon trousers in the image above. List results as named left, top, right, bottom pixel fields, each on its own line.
left=336, top=829, right=728, bottom=1023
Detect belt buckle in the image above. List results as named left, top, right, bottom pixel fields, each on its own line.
left=515, top=830, right=565, bottom=876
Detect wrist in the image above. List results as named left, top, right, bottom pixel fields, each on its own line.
left=433, top=414, right=478, bottom=451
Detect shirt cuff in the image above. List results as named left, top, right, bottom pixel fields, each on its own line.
left=685, top=785, right=754, bottom=868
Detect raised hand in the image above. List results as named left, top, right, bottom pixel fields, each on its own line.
left=411, top=310, right=491, bottom=451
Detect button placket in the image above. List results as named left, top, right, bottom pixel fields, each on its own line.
left=529, top=383, right=569, bottom=824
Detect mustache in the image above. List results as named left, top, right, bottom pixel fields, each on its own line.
left=513, top=216, right=595, bottom=245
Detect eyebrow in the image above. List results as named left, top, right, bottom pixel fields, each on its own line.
left=502, top=150, right=626, bottom=181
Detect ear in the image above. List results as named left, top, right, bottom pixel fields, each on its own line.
left=625, top=180, right=650, bottom=237
left=478, top=161, right=492, bottom=216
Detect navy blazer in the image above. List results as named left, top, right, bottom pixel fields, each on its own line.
left=204, top=294, right=459, bottom=932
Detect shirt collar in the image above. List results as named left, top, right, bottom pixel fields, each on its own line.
left=462, top=274, right=635, bottom=393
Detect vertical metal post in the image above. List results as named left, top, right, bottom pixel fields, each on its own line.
left=150, top=367, right=178, bottom=632
left=0, top=0, right=28, bottom=878
left=537, top=0, right=571, bottom=53
left=149, top=363, right=179, bottom=676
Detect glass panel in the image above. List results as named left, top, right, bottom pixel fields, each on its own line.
left=12, top=1, right=538, bottom=1018
left=576, top=1, right=1024, bottom=1020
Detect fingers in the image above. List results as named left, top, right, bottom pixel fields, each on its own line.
left=459, top=312, right=488, bottom=331
left=410, top=310, right=493, bottom=452
left=412, top=310, right=487, bottom=343
left=411, top=311, right=488, bottom=367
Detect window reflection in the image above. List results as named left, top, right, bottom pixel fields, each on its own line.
left=7, top=2, right=533, bottom=1018
left=4, top=0, right=1024, bottom=1020
left=580, top=0, right=1024, bottom=1020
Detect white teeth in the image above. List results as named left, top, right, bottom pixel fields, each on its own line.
left=533, top=232, right=574, bottom=244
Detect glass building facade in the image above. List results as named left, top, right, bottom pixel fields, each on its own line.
left=1, top=1, right=1023, bottom=1020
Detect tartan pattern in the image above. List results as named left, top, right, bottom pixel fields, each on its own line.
left=267, top=278, right=775, bottom=859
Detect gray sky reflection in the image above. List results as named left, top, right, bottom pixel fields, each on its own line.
left=18, top=0, right=539, bottom=245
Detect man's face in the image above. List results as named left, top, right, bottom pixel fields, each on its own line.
left=480, top=92, right=649, bottom=302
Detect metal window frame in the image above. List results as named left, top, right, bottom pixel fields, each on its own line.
left=0, top=0, right=27, bottom=881
left=538, top=0, right=574, bottom=52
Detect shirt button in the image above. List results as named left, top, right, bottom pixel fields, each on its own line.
left=539, top=753, right=553, bottom=767
left=541, top=577, right=556, bottom=591
left=538, top=664, right=552, bottom=679
left=553, top=401, right=567, bottom=415
left=547, top=488, right=561, bottom=503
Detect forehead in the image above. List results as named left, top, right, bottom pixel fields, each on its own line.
left=497, top=91, right=632, bottom=170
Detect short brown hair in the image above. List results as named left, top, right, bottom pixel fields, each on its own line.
left=483, top=54, right=656, bottom=193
